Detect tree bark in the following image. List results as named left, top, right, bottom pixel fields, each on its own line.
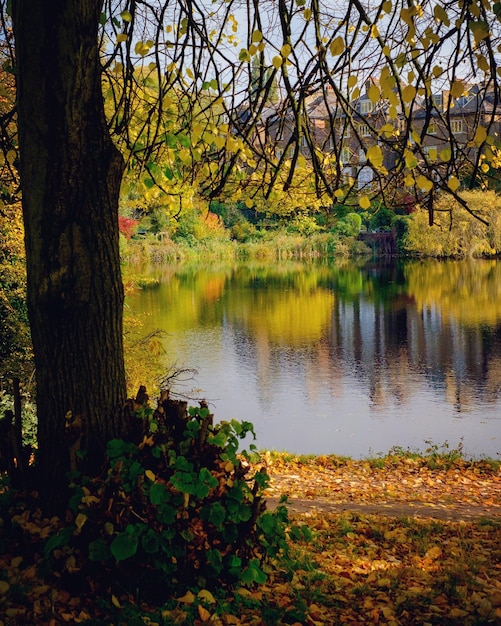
left=12, top=0, right=127, bottom=510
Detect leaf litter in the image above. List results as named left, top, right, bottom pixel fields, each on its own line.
left=0, top=451, right=500, bottom=625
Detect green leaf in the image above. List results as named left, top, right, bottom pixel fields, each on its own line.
left=44, top=527, right=73, bottom=557
left=111, top=532, right=139, bottom=561
left=158, top=503, right=176, bottom=525
left=142, top=530, right=160, bottom=554
left=241, top=559, right=267, bottom=584
left=88, top=538, right=112, bottom=561
left=106, top=439, right=128, bottom=459
left=150, top=482, right=167, bottom=505
left=208, top=431, right=227, bottom=447
left=208, top=501, right=226, bottom=527
left=258, top=512, right=277, bottom=535
left=177, top=134, right=191, bottom=148
left=199, top=467, right=219, bottom=489
left=206, top=549, right=223, bottom=573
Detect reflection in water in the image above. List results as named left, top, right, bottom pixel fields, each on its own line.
left=126, top=259, right=501, bottom=459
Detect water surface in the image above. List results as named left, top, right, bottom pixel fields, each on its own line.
left=126, top=258, right=501, bottom=459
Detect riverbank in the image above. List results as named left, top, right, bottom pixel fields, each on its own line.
left=0, top=451, right=499, bottom=625
left=262, top=450, right=501, bottom=521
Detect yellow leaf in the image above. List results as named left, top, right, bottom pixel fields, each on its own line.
left=359, top=195, right=371, bottom=209
left=439, top=147, right=451, bottom=162
left=145, top=469, right=156, bottom=481
left=198, top=589, right=216, bottom=604
left=432, top=65, right=443, bottom=78
left=433, top=5, right=450, bottom=26
left=272, top=56, right=283, bottom=69
left=382, top=1, right=392, bottom=14
left=404, top=150, right=418, bottom=169
left=111, top=594, right=122, bottom=608
left=474, top=125, right=487, bottom=145
left=347, top=75, right=357, bottom=88
left=177, top=590, right=196, bottom=603
left=425, top=546, right=443, bottom=559
left=251, top=30, right=262, bottom=43
left=476, top=54, right=490, bottom=73
left=75, top=513, right=87, bottom=531
left=371, top=25, right=379, bottom=38
left=116, top=33, right=128, bottom=43
left=450, top=80, right=464, bottom=99
left=303, top=8, right=312, bottom=20
left=447, top=175, right=460, bottom=191
left=281, top=44, right=291, bottom=57
left=368, top=84, right=380, bottom=103
left=416, top=175, right=433, bottom=192
left=402, top=85, right=416, bottom=103
left=366, top=145, right=384, bottom=168
left=0, top=580, right=10, bottom=595
left=470, top=21, right=489, bottom=45
left=120, top=10, right=132, bottom=22
left=334, top=189, right=344, bottom=198
left=329, top=37, right=344, bottom=56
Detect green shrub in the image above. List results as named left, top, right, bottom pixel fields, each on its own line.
left=334, top=212, right=362, bottom=237
left=45, top=395, right=301, bottom=602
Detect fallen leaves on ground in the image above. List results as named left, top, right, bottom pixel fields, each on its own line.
left=0, top=454, right=500, bottom=625
left=261, top=452, right=501, bottom=519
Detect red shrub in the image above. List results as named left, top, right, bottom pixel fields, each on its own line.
left=119, top=216, right=139, bottom=240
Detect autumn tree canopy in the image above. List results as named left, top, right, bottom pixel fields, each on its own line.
left=95, top=0, right=501, bottom=221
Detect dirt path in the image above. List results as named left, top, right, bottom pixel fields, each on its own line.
left=260, top=455, right=501, bottom=522
left=266, top=496, right=500, bottom=521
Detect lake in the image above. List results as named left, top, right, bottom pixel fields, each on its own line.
left=125, top=258, right=501, bottom=459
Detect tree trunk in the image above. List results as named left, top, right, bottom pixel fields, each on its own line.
left=12, top=0, right=127, bottom=511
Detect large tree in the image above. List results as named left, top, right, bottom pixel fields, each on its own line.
left=3, top=0, right=501, bottom=510
left=11, top=1, right=127, bottom=507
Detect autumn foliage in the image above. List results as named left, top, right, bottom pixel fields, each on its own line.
left=118, top=216, right=139, bottom=240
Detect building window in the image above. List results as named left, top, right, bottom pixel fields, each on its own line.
left=432, top=93, right=443, bottom=110
left=428, top=121, right=437, bottom=135
left=451, top=120, right=463, bottom=134
left=340, top=147, right=350, bottom=164
left=359, top=124, right=371, bottom=137
left=359, top=100, right=373, bottom=114
left=301, top=135, right=308, bottom=148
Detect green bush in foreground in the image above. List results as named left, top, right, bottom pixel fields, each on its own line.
left=44, top=393, right=306, bottom=603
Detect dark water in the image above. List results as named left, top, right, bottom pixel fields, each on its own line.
left=126, top=258, right=501, bottom=459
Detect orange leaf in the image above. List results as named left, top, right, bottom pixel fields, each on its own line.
left=198, top=604, right=211, bottom=621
